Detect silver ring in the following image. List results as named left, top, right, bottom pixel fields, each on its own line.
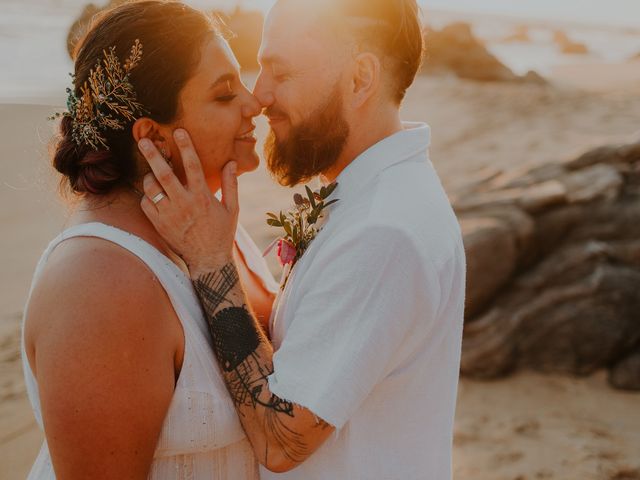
left=151, top=192, right=167, bottom=205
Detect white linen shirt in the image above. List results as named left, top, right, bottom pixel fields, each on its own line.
left=262, top=123, right=466, bottom=480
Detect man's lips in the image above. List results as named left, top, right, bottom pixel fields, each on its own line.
left=266, top=115, right=287, bottom=124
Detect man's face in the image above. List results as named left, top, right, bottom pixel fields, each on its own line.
left=254, top=1, right=351, bottom=186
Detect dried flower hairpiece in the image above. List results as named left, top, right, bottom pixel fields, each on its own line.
left=50, top=39, right=148, bottom=151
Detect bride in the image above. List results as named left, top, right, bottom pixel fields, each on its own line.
left=21, top=2, right=276, bottom=478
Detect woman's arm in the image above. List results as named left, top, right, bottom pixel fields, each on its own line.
left=25, top=239, right=182, bottom=479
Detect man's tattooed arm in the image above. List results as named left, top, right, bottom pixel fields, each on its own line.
left=193, top=262, right=334, bottom=473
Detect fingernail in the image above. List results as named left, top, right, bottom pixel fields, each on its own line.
left=230, top=162, right=237, bottom=175
left=174, top=129, right=186, bottom=141
left=139, top=138, right=152, bottom=152
left=143, top=173, right=154, bottom=186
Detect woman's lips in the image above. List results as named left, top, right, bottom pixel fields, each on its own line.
left=236, top=128, right=257, bottom=143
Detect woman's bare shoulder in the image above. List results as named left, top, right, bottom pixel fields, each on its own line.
left=32, top=236, right=165, bottom=312
left=26, top=237, right=182, bottom=479
left=25, top=235, right=180, bottom=365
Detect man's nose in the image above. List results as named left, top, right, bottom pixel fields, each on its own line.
left=242, top=94, right=261, bottom=118
left=253, top=72, right=275, bottom=108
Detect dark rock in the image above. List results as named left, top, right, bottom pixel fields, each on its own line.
left=519, top=70, right=547, bottom=85
left=553, top=31, right=589, bottom=55
left=217, top=8, right=264, bottom=71
left=422, top=23, right=518, bottom=82
left=422, top=23, right=546, bottom=84
left=609, top=350, right=640, bottom=390
left=460, top=216, right=519, bottom=318
left=67, top=3, right=264, bottom=71
left=500, top=25, right=531, bottom=44
left=67, top=1, right=126, bottom=58
left=458, top=140, right=640, bottom=390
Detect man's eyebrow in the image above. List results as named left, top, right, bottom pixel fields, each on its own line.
left=210, top=73, right=236, bottom=89
left=259, top=54, right=288, bottom=67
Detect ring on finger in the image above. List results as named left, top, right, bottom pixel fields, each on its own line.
left=151, top=192, right=167, bottom=205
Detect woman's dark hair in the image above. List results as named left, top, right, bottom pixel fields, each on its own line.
left=53, top=1, right=217, bottom=195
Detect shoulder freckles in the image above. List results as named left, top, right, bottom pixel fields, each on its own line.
left=25, top=236, right=183, bottom=361
left=37, top=237, right=166, bottom=316
left=48, top=237, right=159, bottom=285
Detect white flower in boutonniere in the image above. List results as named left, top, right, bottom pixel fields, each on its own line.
left=263, top=182, right=339, bottom=289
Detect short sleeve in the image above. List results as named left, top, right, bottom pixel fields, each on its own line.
left=267, top=224, right=441, bottom=429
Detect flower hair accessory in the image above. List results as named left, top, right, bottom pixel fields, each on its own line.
left=50, top=39, right=148, bottom=151
left=264, top=182, right=339, bottom=288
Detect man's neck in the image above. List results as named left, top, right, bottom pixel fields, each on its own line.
left=323, top=109, right=403, bottom=183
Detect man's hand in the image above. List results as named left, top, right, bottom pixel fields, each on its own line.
left=138, top=130, right=334, bottom=473
left=138, top=129, right=238, bottom=277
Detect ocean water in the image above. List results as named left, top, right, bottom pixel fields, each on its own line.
left=245, top=0, right=640, bottom=28
left=0, top=0, right=639, bottom=102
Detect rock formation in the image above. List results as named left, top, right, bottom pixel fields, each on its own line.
left=422, top=23, right=545, bottom=84
left=66, top=0, right=126, bottom=57
left=67, top=3, right=263, bottom=71
left=456, top=140, right=640, bottom=391
left=553, top=30, right=589, bottom=55
left=216, top=8, right=263, bottom=71
left=501, top=25, right=531, bottom=44
left=423, top=23, right=517, bottom=82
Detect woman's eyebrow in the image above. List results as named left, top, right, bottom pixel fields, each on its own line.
left=210, top=73, right=236, bottom=89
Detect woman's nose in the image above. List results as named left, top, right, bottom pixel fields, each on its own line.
left=241, top=92, right=262, bottom=119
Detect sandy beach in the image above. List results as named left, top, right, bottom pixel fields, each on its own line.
left=1, top=57, right=639, bottom=478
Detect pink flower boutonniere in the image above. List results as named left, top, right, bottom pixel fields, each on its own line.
left=264, top=182, right=339, bottom=287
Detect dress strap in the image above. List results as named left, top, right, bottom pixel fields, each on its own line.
left=37, top=222, right=200, bottom=330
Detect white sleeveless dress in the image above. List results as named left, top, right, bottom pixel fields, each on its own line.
left=21, top=222, right=278, bottom=479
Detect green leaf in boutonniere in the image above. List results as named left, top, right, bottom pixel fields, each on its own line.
left=264, top=182, right=339, bottom=283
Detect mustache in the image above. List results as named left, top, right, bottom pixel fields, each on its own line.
left=264, top=106, right=288, bottom=119
left=263, top=83, right=349, bottom=187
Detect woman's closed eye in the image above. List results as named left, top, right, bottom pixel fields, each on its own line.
left=215, top=80, right=238, bottom=103
left=216, top=93, right=237, bottom=103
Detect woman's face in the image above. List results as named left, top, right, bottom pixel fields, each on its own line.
left=166, top=35, right=261, bottom=191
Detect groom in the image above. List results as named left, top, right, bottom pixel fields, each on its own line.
left=139, top=0, right=465, bottom=478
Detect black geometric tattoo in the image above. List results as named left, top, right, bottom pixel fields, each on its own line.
left=194, top=263, right=239, bottom=312
left=194, top=263, right=293, bottom=413
left=193, top=261, right=329, bottom=465
left=210, top=307, right=261, bottom=372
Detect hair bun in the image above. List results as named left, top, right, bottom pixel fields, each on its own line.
left=52, top=115, right=123, bottom=195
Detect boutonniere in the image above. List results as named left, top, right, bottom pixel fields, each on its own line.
left=264, top=182, right=339, bottom=287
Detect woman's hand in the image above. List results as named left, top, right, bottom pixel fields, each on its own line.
left=138, top=129, right=239, bottom=278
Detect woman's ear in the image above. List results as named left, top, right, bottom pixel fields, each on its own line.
left=132, top=118, right=172, bottom=159
left=351, top=52, right=381, bottom=109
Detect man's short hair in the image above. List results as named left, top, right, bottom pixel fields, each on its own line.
left=333, top=0, right=424, bottom=104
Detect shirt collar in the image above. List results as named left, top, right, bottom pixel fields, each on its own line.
left=328, top=122, right=431, bottom=209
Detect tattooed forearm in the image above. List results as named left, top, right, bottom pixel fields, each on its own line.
left=193, top=261, right=332, bottom=468
left=193, top=263, right=239, bottom=313
left=208, top=305, right=293, bottom=415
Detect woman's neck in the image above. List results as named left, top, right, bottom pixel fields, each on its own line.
left=68, top=187, right=187, bottom=271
